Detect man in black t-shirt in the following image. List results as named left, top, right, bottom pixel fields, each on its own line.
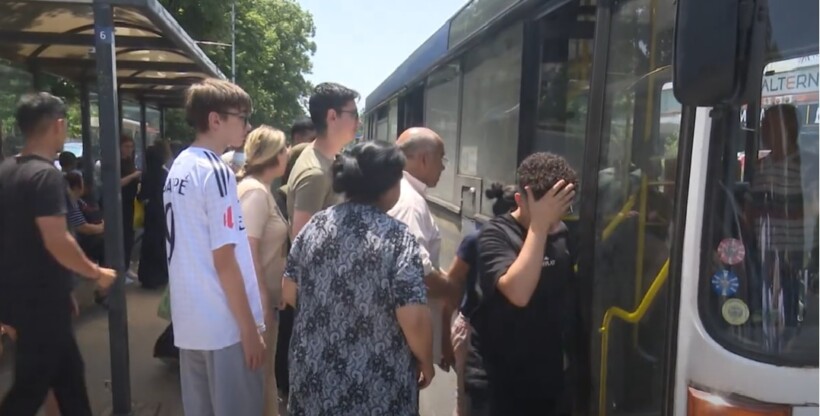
left=0, top=92, right=116, bottom=415
left=464, top=152, right=578, bottom=416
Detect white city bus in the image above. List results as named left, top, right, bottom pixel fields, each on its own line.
left=363, top=0, right=818, bottom=414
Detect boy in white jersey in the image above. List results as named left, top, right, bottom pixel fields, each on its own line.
left=164, top=78, right=265, bottom=415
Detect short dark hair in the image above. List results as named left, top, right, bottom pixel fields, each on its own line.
left=517, top=152, right=578, bottom=200
left=64, top=171, right=83, bottom=190
left=59, top=151, right=77, bottom=169
left=283, top=142, right=310, bottom=183
left=332, top=141, right=405, bottom=203
left=290, top=118, right=315, bottom=139
left=308, top=82, right=359, bottom=135
left=185, top=78, right=252, bottom=133
left=16, top=92, right=67, bottom=137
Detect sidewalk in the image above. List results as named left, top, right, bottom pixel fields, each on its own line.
left=0, top=287, right=183, bottom=416
left=0, top=286, right=456, bottom=415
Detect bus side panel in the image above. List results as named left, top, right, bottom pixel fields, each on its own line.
left=430, top=204, right=463, bottom=271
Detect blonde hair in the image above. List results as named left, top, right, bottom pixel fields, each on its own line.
left=237, top=125, right=287, bottom=180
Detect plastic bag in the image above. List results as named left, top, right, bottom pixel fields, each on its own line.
left=157, top=286, right=171, bottom=321
left=133, top=198, right=145, bottom=229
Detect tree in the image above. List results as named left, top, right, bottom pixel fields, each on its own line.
left=163, top=108, right=194, bottom=143
left=160, top=0, right=316, bottom=139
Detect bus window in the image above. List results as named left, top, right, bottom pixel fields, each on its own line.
left=388, top=99, right=398, bottom=141
left=699, top=55, right=819, bottom=365
left=587, top=0, right=679, bottom=414
left=532, top=0, right=595, bottom=196
left=457, top=23, right=522, bottom=216
left=374, top=106, right=389, bottom=141
left=424, top=64, right=461, bottom=203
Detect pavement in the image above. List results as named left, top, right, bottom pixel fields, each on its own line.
left=0, top=287, right=457, bottom=415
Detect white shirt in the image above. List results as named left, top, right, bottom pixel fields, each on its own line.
left=388, top=171, right=444, bottom=362
left=221, top=150, right=245, bottom=173
left=164, top=147, right=264, bottom=350
left=388, top=171, right=442, bottom=274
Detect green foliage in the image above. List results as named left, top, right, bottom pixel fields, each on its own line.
left=160, top=0, right=316, bottom=136
left=163, top=108, right=195, bottom=143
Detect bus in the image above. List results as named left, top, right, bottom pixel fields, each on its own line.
left=363, top=0, right=818, bottom=414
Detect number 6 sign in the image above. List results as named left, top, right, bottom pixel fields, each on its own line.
left=95, top=25, right=113, bottom=45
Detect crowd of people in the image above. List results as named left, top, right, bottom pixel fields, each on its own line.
left=0, top=78, right=584, bottom=416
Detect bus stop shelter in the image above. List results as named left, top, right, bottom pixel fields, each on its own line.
left=0, top=1, right=225, bottom=414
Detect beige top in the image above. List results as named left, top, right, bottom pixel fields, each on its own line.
left=238, top=176, right=288, bottom=306
left=285, top=143, right=343, bottom=226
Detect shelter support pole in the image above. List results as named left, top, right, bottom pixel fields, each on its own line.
left=80, top=83, right=94, bottom=192
left=139, top=99, right=148, bottom=155
left=30, top=64, right=44, bottom=90
left=118, top=98, right=124, bottom=135
left=159, top=107, right=165, bottom=139
left=93, top=1, right=133, bottom=414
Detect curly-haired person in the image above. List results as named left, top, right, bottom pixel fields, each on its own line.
left=463, top=152, right=579, bottom=416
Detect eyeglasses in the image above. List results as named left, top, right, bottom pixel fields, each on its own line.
left=337, top=108, right=359, bottom=120
left=221, top=112, right=250, bottom=125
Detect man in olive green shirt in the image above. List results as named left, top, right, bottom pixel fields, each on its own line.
left=286, top=82, right=360, bottom=238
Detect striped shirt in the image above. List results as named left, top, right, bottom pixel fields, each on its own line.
left=751, top=152, right=806, bottom=252
left=66, top=194, right=86, bottom=231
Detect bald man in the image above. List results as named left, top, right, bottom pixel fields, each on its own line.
left=388, top=128, right=454, bottom=376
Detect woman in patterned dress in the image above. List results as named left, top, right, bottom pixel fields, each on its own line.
left=282, top=140, right=434, bottom=415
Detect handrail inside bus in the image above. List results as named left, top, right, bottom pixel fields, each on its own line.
left=632, top=174, right=650, bottom=347
left=597, top=258, right=670, bottom=416
left=601, top=191, right=638, bottom=241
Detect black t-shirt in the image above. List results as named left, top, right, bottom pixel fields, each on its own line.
left=0, top=155, right=72, bottom=328
left=464, top=213, right=577, bottom=406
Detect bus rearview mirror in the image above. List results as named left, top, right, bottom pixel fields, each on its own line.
left=673, top=0, right=767, bottom=106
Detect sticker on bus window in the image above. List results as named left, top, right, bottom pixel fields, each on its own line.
left=711, top=270, right=740, bottom=297
left=722, top=298, right=750, bottom=325
left=717, top=238, right=746, bottom=265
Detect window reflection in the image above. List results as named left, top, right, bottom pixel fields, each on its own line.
left=701, top=56, right=819, bottom=364
left=589, top=0, right=679, bottom=414
left=457, top=24, right=522, bottom=216
left=425, top=65, right=460, bottom=202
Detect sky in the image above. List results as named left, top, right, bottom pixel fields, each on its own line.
left=296, top=0, right=467, bottom=109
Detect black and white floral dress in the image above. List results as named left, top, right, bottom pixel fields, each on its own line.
left=284, top=202, right=427, bottom=416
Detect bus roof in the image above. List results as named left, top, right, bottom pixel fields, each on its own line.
left=364, top=0, right=536, bottom=113
left=365, top=22, right=451, bottom=111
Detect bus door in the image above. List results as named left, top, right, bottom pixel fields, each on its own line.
left=577, top=0, right=684, bottom=414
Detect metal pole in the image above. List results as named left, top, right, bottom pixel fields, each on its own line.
left=93, top=1, right=133, bottom=414
left=231, top=0, right=236, bottom=82
left=118, top=98, right=124, bottom=136
left=30, top=63, right=44, bottom=90
left=159, top=107, right=165, bottom=139
left=139, top=99, right=148, bottom=155
left=80, top=83, right=94, bottom=191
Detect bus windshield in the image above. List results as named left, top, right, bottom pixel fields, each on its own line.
left=698, top=5, right=818, bottom=365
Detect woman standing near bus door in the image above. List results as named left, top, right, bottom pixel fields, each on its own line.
left=237, top=126, right=289, bottom=416
left=443, top=182, right=517, bottom=416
